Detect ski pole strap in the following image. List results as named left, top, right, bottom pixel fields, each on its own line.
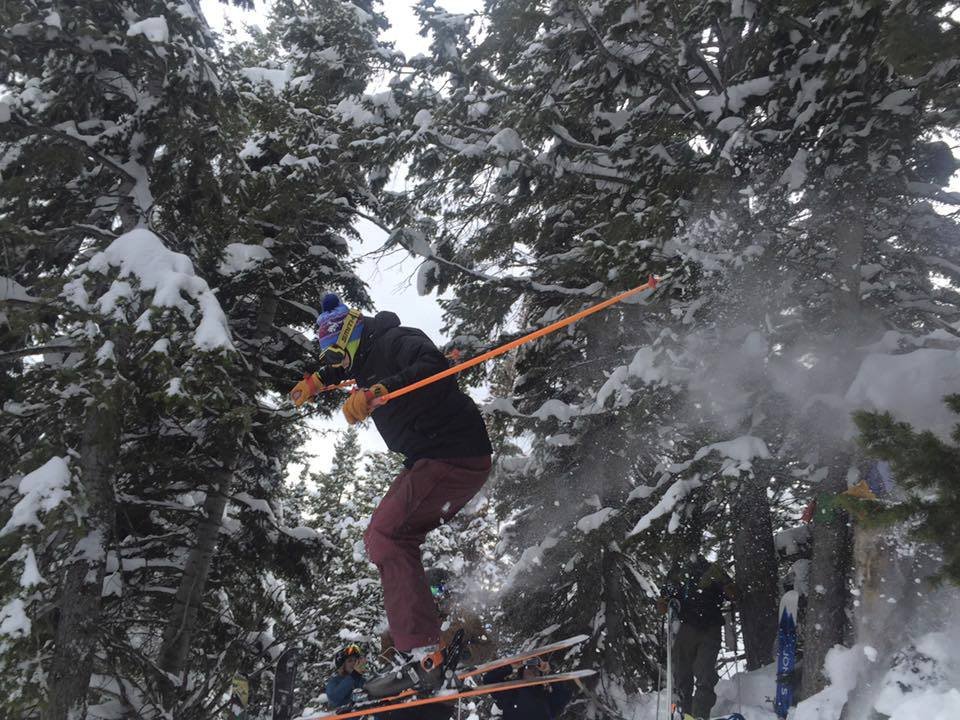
left=382, top=275, right=659, bottom=402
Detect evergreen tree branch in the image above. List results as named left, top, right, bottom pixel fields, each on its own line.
left=7, top=112, right=139, bottom=185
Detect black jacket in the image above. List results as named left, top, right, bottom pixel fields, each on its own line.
left=662, top=557, right=729, bottom=629
left=321, top=311, right=492, bottom=466
left=482, top=666, right=573, bottom=720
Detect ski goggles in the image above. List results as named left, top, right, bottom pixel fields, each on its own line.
left=342, top=643, right=362, bottom=658
left=316, top=307, right=363, bottom=366
left=429, top=581, right=447, bottom=599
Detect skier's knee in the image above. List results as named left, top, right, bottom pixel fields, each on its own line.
left=364, top=523, right=401, bottom=564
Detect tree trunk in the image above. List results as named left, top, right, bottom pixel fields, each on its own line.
left=732, top=477, right=779, bottom=669
left=157, top=280, right=282, bottom=704
left=797, top=195, right=867, bottom=698
left=799, top=455, right=853, bottom=699
left=157, top=466, right=231, bottom=677
left=601, top=546, right=630, bottom=684
left=43, top=398, right=121, bottom=720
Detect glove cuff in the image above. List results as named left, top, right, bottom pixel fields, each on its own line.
left=305, top=372, right=323, bottom=393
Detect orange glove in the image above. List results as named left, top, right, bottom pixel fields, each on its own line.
left=342, top=384, right=388, bottom=424
left=289, top=373, right=323, bottom=407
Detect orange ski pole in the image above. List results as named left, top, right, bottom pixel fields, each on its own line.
left=380, top=275, right=659, bottom=403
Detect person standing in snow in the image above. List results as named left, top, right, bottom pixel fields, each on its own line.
left=482, top=658, right=575, bottom=720
left=290, top=294, right=493, bottom=693
left=325, top=644, right=367, bottom=708
left=657, top=554, right=738, bottom=719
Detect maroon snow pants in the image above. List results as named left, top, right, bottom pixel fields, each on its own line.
left=364, top=455, right=492, bottom=652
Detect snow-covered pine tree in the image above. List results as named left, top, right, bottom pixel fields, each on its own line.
left=708, top=1, right=960, bottom=696
left=392, top=0, right=960, bottom=710
left=1, top=0, right=407, bottom=716
left=200, top=2, right=415, bottom=711
left=393, top=0, right=709, bottom=701
left=0, top=3, right=249, bottom=716
left=291, top=434, right=390, bottom=710
left=309, top=427, right=365, bottom=517
left=147, top=0, right=418, bottom=712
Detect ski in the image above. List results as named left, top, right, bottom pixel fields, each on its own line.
left=358, top=633, right=590, bottom=708
left=273, top=647, right=300, bottom=720
left=306, top=669, right=596, bottom=720
left=459, top=633, right=590, bottom=680
left=774, top=590, right=799, bottom=719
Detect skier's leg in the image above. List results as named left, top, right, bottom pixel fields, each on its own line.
left=691, top=624, right=722, bottom=718
left=365, top=465, right=437, bottom=653
left=365, top=457, right=491, bottom=652
left=399, top=456, right=492, bottom=535
left=672, top=623, right=697, bottom=715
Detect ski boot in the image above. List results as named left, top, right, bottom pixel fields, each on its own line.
left=364, top=630, right=465, bottom=698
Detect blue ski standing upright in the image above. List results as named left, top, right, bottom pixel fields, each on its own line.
left=774, top=590, right=799, bottom=719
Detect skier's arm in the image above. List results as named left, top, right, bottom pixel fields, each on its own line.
left=351, top=670, right=366, bottom=688
left=325, top=674, right=357, bottom=707
left=289, top=364, right=348, bottom=407
left=377, top=331, right=449, bottom=392
left=482, top=665, right=513, bottom=685
left=702, top=563, right=737, bottom=598
left=318, top=363, right=349, bottom=387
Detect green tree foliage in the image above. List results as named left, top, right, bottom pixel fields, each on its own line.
left=852, top=396, right=960, bottom=585
left=0, top=0, right=404, bottom=716
left=393, top=0, right=960, bottom=704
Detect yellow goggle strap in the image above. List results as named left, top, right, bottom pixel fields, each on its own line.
left=334, top=309, right=361, bottom=351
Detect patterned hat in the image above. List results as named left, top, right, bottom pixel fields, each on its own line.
left=315, top=293, right=351, bottom=350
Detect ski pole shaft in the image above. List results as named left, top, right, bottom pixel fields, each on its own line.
left=381, top=276, right=659, bottom=403
left=665, top=604, right=673, bottom=720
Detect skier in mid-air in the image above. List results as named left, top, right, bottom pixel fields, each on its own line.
left=291, top=294, right=493, bottom=695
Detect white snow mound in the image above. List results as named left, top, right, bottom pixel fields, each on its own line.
left=127, top=17, right=169, bottom=43
left=84, top=228, right=234, bottom=351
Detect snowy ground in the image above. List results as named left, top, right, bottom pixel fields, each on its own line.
left=298, top=634, right=960, bottom=720
left=606, top=631, right=960, bottom=720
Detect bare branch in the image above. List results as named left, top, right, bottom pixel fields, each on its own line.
left=0, top=344, right=75, bottom=361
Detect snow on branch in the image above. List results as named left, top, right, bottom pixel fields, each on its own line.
left=70, top=228, right=234, bottom=351
left=388, top=226, right=605, bottom=298
left=0, top=277, right=37, bottom=304
left=691, top=435, right=772, bottom=476
left=127, top=17, right=170, bottom=43
left=845, top=349, right=960, bottom=441
left=627, top=476, right=703, bottom=538
left=664, top=435, right=772, bottom=477
left=218, top=243, right=273, bottom=276
left=0, top=456, right=73, bottom=534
